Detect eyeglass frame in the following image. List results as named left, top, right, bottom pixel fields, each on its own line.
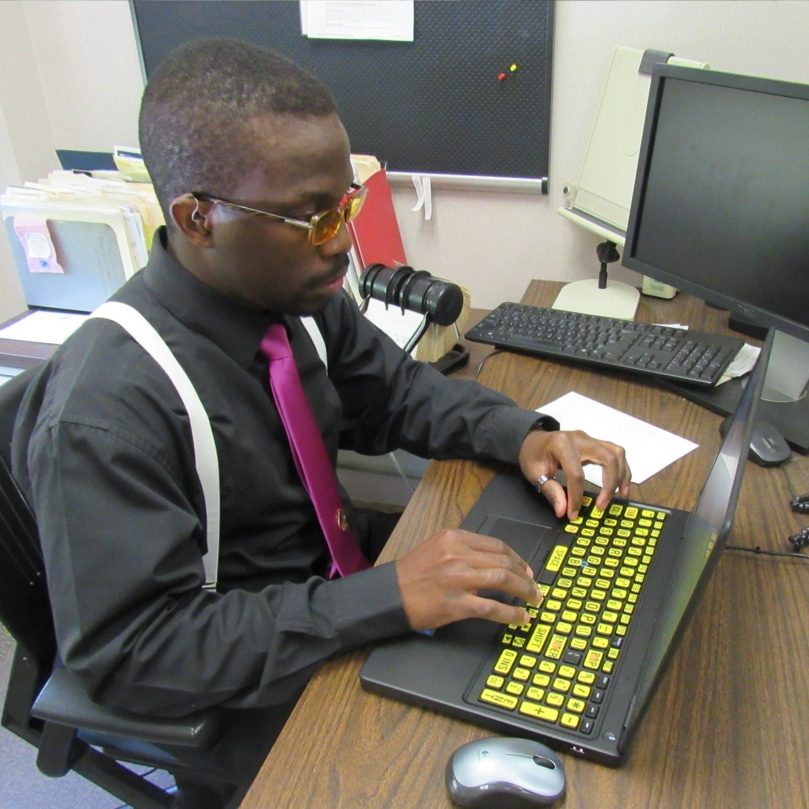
left=190, top=183, right=367, bottom=246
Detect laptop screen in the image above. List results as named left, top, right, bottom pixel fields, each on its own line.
left=621, top=330, right=772, bottom=742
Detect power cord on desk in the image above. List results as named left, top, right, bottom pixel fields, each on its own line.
left=474, top=348, right=506, bottom=380
left=725, top=543, right=809, bottom=562
left=726, top=491, right=809, bottom=561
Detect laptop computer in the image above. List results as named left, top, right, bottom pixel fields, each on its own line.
left=361, top=329, right=773, bottom=766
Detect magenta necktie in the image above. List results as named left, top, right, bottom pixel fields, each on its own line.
left=260, top=323, right=370, bottom=578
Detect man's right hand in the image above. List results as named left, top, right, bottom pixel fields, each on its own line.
left=394, top=528, right=542, bottom=632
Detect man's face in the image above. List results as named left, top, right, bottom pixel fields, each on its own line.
left=189, top=112, right=356, bottom=315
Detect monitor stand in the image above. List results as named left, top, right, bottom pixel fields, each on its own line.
left=660, top=329, right=809, bottom=453
left=552, top=240, right=640, bottom=320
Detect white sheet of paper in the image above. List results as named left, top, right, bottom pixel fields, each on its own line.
left=300, top=1, right=414, bottom=41
left=536, top=391, right=698, bottom=486
left=363, top=299, right=423, bottom=352
left=0, top=310, right=88, bottom=344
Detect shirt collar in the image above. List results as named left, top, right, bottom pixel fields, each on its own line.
left=141, top=227, right=272, bottom=368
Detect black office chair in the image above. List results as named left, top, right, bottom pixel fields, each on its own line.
left=0, top=368, right=228, bottom=809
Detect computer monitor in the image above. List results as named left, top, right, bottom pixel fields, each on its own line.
left=624, top=64, right=809, bottom=447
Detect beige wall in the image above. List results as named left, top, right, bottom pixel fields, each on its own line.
left=1, top=0, right=808, bottom=318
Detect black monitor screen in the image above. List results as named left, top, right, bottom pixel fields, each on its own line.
left=624, top=66, right=809, bottom=344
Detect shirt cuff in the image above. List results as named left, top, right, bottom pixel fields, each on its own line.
left=528, top=413, right=560, bottom=433
left=328, top=561, right=411, bottom=646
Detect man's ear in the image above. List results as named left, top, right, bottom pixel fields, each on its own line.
left=170, top=194, right=213, bottom=245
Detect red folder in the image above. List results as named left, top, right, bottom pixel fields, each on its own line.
left=348, top=169, right=407, bottom=269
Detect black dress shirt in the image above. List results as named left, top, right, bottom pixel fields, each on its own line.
left=12, top=228, right=553, bottom=718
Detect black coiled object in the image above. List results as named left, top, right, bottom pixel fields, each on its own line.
left=359, top=264, right=464, bottom=326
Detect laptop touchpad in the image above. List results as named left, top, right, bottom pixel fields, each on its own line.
left=474, top=514, right=554, bottom=573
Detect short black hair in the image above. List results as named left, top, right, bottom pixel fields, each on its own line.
left=138, top=37, right=338, bottom=221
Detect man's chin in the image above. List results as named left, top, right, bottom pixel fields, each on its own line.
left=287, top=286, right=343, bottom=317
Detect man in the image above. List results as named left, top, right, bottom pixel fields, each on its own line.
left=12, top=38, right=629, bottom=805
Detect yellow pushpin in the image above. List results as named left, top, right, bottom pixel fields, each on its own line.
left=509, top=63, right=519, bottom=72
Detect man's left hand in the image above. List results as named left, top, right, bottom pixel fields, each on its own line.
left=519, top=429, right=631, bottom=520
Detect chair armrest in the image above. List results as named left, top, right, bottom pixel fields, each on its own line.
left=31, top=668, right=221, bottom=749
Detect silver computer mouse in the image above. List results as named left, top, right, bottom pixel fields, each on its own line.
left=445, top=736, right=566, bottom=808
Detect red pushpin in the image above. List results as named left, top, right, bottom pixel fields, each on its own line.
left=497, top=71, right=508, bottom=82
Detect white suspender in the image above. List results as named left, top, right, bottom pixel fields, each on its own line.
left=91, top=302, right=222, bottom=590
left=89, top=303, right=327, bottom=591
left=300, top=315, right=328, bottom=370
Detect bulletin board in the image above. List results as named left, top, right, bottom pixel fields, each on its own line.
left=131, top=0, right=554, bottom=191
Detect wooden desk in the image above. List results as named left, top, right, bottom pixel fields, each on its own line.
left=245, top=280, right=809, bottom=808
left=0, top=311, right=60, bottom=373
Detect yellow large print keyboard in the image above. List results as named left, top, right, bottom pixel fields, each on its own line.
left=467, top=495, right=667, bottom=737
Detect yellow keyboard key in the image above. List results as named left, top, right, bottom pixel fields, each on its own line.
left=519, top=702, right=559, bottom=723
left=480, top=689, right=518, bottom=710
left=527, top=624, right=552, bottom=654
left=545, top=545, right=568, bottom=573
left=546, top=634, right=567, bottom=659
left=561, top=712, right=581, bottom=730
left=494, top=649, right=518, bottom=674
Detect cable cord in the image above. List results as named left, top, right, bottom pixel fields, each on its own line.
left=725, top=544, right=809, bottom=562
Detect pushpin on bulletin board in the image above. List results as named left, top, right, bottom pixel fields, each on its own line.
left=497, top=63, right=520, bottom=82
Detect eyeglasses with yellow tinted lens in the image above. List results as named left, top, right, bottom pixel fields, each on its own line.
left=193, top=183, right=367, bottom=246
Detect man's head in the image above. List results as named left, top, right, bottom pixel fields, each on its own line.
left=138, top=37, right=358, bottom=315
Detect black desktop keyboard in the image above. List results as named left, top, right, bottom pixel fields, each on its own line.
left=465, top=302, right=744, bottom=386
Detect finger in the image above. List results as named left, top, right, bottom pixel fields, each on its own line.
left=462, top=532, right=537, bottom=578
left=537, top=477, right=568, bottom=520
left=539, top=435, right=588, bottom=519
left=461, top=593, right=533, bottom=626
left=448, top=553, right=542, bottom=606
left=592, top=443, right=632, bottom=509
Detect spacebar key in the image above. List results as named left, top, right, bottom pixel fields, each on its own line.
left=537, top=543, right=570, bottom=585
left=504, top=335, right=564, bottom=353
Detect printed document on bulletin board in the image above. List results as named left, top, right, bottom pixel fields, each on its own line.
left=300, top=1, right=414, bottom=41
